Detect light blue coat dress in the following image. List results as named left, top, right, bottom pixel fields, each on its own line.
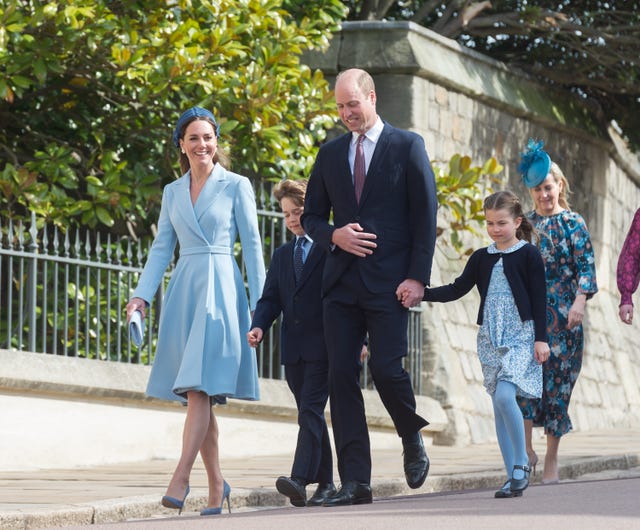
left=132, top=164, right=266, bottom=403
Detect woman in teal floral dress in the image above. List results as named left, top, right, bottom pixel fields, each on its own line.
left=516, top=140, right=598, bottom=484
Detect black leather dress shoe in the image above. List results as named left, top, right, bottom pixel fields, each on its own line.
left=306, top=482, right=337, bottom=506
left=322, top=480, right=372, bottom=507
left=275, top=476, right=307, bottom=507
left=402, top=432, right=430, bottom=489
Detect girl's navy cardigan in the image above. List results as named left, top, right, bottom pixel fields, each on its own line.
left=423, top=243, right=548, bottom=342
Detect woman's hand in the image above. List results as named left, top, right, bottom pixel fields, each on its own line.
left=619, top=304, right=634, bottom=325
left=567, top=293, right=587, bottom=329
left=125, top=297, right=147, bottom=322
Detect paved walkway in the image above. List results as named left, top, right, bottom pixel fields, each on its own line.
left=1, top=429, right=639, bottom=529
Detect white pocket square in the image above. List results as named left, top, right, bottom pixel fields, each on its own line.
left=129, top=310, right=145, bottom=347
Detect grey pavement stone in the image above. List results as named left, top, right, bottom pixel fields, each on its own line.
left=2, top=432, right=639, bottom=529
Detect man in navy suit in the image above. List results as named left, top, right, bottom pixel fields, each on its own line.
left=249, top=179, right=366, bottom=507
left=302, top=68, right=438, bottom=506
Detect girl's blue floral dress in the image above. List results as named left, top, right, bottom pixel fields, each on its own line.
left=478, top=240, right=542, bottom=398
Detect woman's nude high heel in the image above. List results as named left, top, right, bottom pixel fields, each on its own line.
left=527, top=451, right=539, bottom=477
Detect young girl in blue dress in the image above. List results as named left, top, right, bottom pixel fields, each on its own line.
left=424, top=190, right=550, bottom=498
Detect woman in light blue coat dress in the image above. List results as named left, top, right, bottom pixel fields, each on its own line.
left=126, top=107, right=265, bottom=516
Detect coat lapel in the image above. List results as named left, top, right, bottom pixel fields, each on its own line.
left=295, top=241, right=322, bottom=291
left=284, top=240, right=297, bottom=293
left=194, top=164, right=231, bottom=223
left=354, top=123, right=391, bottom=207
left=173, top=176, right=198, bottom=232
left=332, top=134, right=360, bottom=209
left=358, top=124, right=391, bottom=208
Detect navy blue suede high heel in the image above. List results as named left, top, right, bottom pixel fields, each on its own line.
left=200, top=480, right=231, bottom=516
left=161, top=485, right=190, bottom=514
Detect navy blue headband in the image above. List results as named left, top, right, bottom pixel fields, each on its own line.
left=172, top=107, right=220, bottom=148
left=518, top=138, right=551, bottom=188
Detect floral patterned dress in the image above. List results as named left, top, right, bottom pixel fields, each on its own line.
left=517, top=210, right=598, bottom=437
left=478, top=240, right=542, bottom=398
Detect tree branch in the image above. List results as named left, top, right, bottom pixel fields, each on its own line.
left=432, top=0, right=463, bottom=33
left=439, top=1, right=493, bottom=38
left=411, top=0, right=443, bottom=24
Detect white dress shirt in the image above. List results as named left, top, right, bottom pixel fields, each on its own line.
left=348, top=116, right=383, bottom=182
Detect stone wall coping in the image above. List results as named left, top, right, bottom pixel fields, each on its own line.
left=307, top=21, right=608, bottom=149
left=305, top=21, right=640, bottom=192
left=0, top=349, right=447, bottom=433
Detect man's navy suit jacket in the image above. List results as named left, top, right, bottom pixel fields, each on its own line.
left=250, top=238, right=327, bottom=364
left=302, top=122, right=438, bottom=295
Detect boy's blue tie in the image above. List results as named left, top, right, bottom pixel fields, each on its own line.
left=294, top=237, right=305, bottom=282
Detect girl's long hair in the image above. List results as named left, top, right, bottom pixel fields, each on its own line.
left=483, top=190, right=537, bottom=243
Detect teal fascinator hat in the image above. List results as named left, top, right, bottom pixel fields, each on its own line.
left=518, top=139, right=551, bottom=188
left=172, top=107, right=220, bottom=148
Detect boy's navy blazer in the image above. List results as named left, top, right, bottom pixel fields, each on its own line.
left=302, top=122, right=438, bottom=296
left=250, top=238, right=327, bottom=364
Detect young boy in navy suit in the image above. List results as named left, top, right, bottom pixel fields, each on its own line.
left=249, top=180, right=366, bottom=507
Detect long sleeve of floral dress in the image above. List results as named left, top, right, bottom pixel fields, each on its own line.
left=617, top=208, right=640, bottom=307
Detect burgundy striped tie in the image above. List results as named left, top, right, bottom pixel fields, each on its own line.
left=354, top=134, right=366, bottom=203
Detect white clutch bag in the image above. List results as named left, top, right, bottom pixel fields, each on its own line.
left=129, top=310, right=145, bottom=347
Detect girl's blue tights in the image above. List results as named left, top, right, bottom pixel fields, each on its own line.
left=492, top=380, right=528, bottom=480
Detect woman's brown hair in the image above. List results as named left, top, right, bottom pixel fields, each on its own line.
left=175, top=116, right=231, bottom=175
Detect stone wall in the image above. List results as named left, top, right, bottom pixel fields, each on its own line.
left=306, top=21, right=640, bottom=445
left=0, top=349, right=447, bottom=470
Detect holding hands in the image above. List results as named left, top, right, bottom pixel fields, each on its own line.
left=247, top=327, right=263, bottom=348
left=396, top=279, right=425, bottom=308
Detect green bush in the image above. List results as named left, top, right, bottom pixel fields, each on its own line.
left=0, top=0, right=346, bottom=233
left=433, top=154, right=504, bottom=256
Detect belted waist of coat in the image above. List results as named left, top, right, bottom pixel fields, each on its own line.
left=180, top=245, right=233, bottom=257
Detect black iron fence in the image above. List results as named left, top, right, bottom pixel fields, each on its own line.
left=0, top=200, right=423, bottom=393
